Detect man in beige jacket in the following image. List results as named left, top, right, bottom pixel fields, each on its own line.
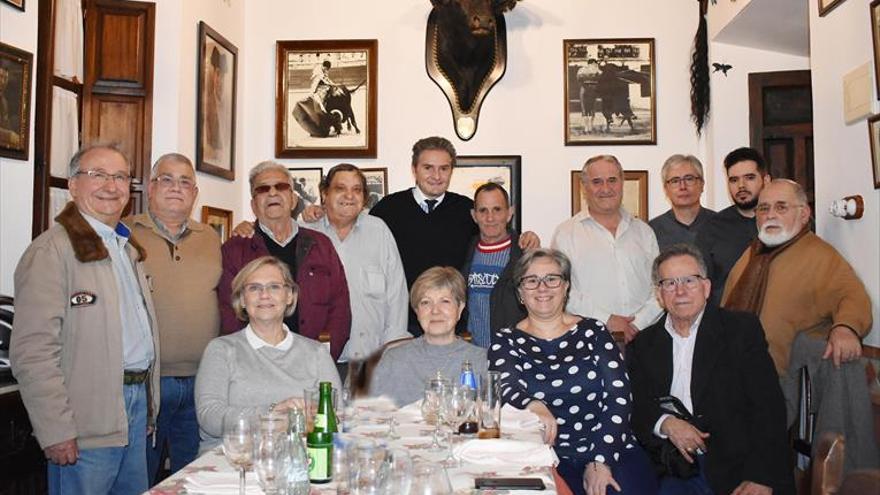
left=11, top=144, right=160, bottom=494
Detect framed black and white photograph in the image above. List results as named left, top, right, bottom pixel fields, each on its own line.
left=570, top=169, right=649, bottom=221
left=448, top=155, right=522, bottom=232
left=563, top=38, right=656, bottom=146
left=819, top=0, right=846, bottom=17
left=1, top=0, right=25, bottom=12
left=275, top=39, right=377, bottom=159
left=0, top=41, right=32, bottom=160
left=361, top=167, right=388, bottom=210
left=196, top=22, right=238, bottom=180
left=869, top=114, right=880, bottom=189
left=288, top=167, right=323, bottom=219
left=871, top=0, right=880, bottom=98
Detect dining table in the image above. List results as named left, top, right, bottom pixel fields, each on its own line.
left=146, top=396, right=565, bottom=494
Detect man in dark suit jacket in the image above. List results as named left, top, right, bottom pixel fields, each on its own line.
left=627, top=244, right=793, bottom=495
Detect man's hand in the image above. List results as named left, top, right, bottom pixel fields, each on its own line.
left=526, top=400, right=558, bottom=445
left=822, top=325, right=862, bottom=368
left=232, top=221, right=255, bottom=238
left=606, top=314, right=638, bottom=344
left=301, top=205, right=325, bottom=223
left=660, top=416, right=709, bottom=464
left=44, top=439, right=79, bottom=465
left=583, top=461, right=621, bottom=495
left=518, top=231, right=541, bottom=250
left=731, top=481, right=772, bottom=495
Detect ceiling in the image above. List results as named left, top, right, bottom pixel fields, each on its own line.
left=713, top=0, right=810, bottom=57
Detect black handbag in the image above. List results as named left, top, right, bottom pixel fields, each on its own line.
left=654, top=396, right=702, bottom=479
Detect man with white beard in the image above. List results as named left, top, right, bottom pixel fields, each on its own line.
left=721, top=179, right=872, bottom=376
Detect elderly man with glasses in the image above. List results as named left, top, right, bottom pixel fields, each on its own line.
left=126, top=153, right=222, bottom=483
left=649, top=154, right=716, bottom=250
left=627, top=244, right=793, bottom=495
left=218, top=161, right=351, bottom=360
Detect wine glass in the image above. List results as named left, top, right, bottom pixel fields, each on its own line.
left=410, top=463, right=453, bottom=495
left=386, top=448, right=413, bottom=494
left=254, top=427, right=288, bottom=494
left=223, top=412, right=256, bottom=495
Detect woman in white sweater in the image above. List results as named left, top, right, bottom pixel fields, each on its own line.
left=195, top=256, right=340, bottom=452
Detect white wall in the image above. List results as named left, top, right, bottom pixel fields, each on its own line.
left=809, top=0, right=880, bottom=347
left=0, top=4, right=38, bottom=295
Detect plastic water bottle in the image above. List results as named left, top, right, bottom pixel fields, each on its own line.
left=286, top=408, right=310, bottom=495
left=460, top=360, right=477, bottom=390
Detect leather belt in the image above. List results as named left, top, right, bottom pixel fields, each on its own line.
left=123, top=369, right=149, bottom=385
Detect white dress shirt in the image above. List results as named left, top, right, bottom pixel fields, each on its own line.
left=244, top=324, right=294, bottom=351
left=551, top=208, right=662, bottom=329
left=653, top=310, right=704, bottom=437
left=412, top=187, right=445, bottom=213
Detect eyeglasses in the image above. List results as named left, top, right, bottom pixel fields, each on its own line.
left=152, top=174, right=196, bottom=190
left=665, top=175, right=702, bottom=187
left=243, top=283, right=289, bottom=296
left=657, top=274, right=705, bottom=292
left=519, top=274, right=566, bottom=290
left=755, top=202, right=803, bottom=216
left=252, top=182, right=292, bottom=196
left=74, top=169, right=132, bottom=185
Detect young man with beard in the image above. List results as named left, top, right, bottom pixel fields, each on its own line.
left=695, top=148, right=770, bottom=305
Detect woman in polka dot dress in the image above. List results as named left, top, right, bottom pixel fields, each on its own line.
left=489, top=249, right=657, bottom=495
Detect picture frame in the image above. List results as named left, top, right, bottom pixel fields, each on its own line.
left=275, top=39, right=377, bottom=159
left=361, top=167, right=388, bottom=210
left=1, top=0, right=24, bottom=12
left=871, top=0, right=880, bottom=98
left=869, top=113, right=880, bottom=189
left=819, top=0, right=846, bottom=17
left=288, top=167, right=323, bottom=220
left=448, top=155, right=522, bottom=232
left=563, top=38, right=656, bottom=146
left=570, top=169, right=649, bottom=221
left=0, top=41, right=33, bottom=160
left=843, top=62, right=873, bottom=124
left=201, top=205, right=233, bottom=243
left=196, top=21, right=238, bottom=181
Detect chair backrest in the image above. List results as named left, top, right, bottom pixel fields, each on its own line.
left=811, top=431, right=845, bottom=495
left=838, top=469, right=880, bottom=495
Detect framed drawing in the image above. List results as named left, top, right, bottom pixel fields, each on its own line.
left=448, top=155, right=522, bottom=232
left=361, top=167, right=388, bottom=210
left=872, top=0, right=880, bottom=98
left=819, top=0, right=846, bottom=17
left=869, top=114, right=880, bottom=189
left=201, top=205, right=233, bottom=243
left=1, top=0, right=24, bottom=12
left=196, top=22, right=238, bottom=180
left=570, top=169, right=649, bottom=221
left=275, top=39, right=377, bottom=158
left=563, top=38, right=656, bottom=145
left=843, top=62, right=872, bottom=123
left=0, top=41, right=33, bottom=160
left=288, top=167, right=323, bottom=219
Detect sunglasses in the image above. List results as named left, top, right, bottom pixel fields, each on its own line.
left=252, top=182, right=292, bottom=196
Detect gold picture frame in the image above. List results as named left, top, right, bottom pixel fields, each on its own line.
left=201, top=205, right=233, bottom=243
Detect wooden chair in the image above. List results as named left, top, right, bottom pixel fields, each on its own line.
left=810, top=432, right=845, bottom=495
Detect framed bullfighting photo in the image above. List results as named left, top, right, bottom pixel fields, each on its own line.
left=563, top=38, right=656, bottom=146
left=1, top=0, right=25, bottom=12
left=361, top=167, right=388, bottom=210
left=275, top=39, right=377, bottom=159
left=448, top=155, right=522, bottom=232
left=570, top=169, right=649, bottom=221
left=872, top=0, right=880, bottom=98
left=201, top=205, right=233, bottom=243
left=818, top=0, right=846, bottom=17
left=0, top=42, right=32, bottom=160
left=196, top=22, right=238, bottom=180
left=287, top=167, right=323, bottom=220
left=869, top=114, right=880, bottom=189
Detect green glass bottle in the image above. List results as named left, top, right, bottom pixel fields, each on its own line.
left=306, top=382, right=336, bottom=483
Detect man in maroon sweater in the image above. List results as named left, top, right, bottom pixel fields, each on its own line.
left=218, top=161, right=351, bottom=359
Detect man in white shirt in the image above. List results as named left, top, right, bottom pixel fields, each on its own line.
left=626, top=244, right=792, bottom=495
left=551, top=154, right=661, bottom=343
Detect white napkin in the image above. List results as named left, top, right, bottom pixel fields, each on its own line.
left=352, top=395, right=397, bottom=413
left=396, top=400, right=426, bottom=422
left=453, top=438, right=558, bottom=467
left=500, top=404, right=542, bottom=430
left=184, top=471, right=264, bottom=494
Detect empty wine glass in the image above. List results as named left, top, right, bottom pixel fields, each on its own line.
left=386, top=448, right=413, bottom=494
left=254, top=425, right=288, bottom=494
left=223, top=412, right=256, bottom=495
left=410, top=463, right=453, bottom=495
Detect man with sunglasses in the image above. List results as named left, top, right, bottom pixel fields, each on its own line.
left=12, top=145, right=160, bottom=494
left=126, top=153, right=221, bottom=483
left=722, top=179, right=871, bottom=375
left=218, top=161, right=351, bottom=361
left=649, top=154, right=715, bottom=249
left=627, top=244, right=793, bottom=495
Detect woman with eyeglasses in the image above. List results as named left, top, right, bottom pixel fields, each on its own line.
left=489, top=248, right=657, bottom=495
left=195, top=256, right=341, bottom=452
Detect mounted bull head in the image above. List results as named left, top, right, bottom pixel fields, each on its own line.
left=426, top=0, right=520, bottom=140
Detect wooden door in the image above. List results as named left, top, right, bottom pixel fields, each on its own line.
left=749, top=70, right=814, bottom=207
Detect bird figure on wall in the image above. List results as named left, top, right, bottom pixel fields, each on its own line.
left=712, top=62, right=733, bottom=76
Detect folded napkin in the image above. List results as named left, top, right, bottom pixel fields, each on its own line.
left=351, top=395, right=398, bottom=413
left=453, top=438, right=558, bottom=467
left=500, top=404, right=542, bottom=430
left=184, top=471, right=264, bottom=494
